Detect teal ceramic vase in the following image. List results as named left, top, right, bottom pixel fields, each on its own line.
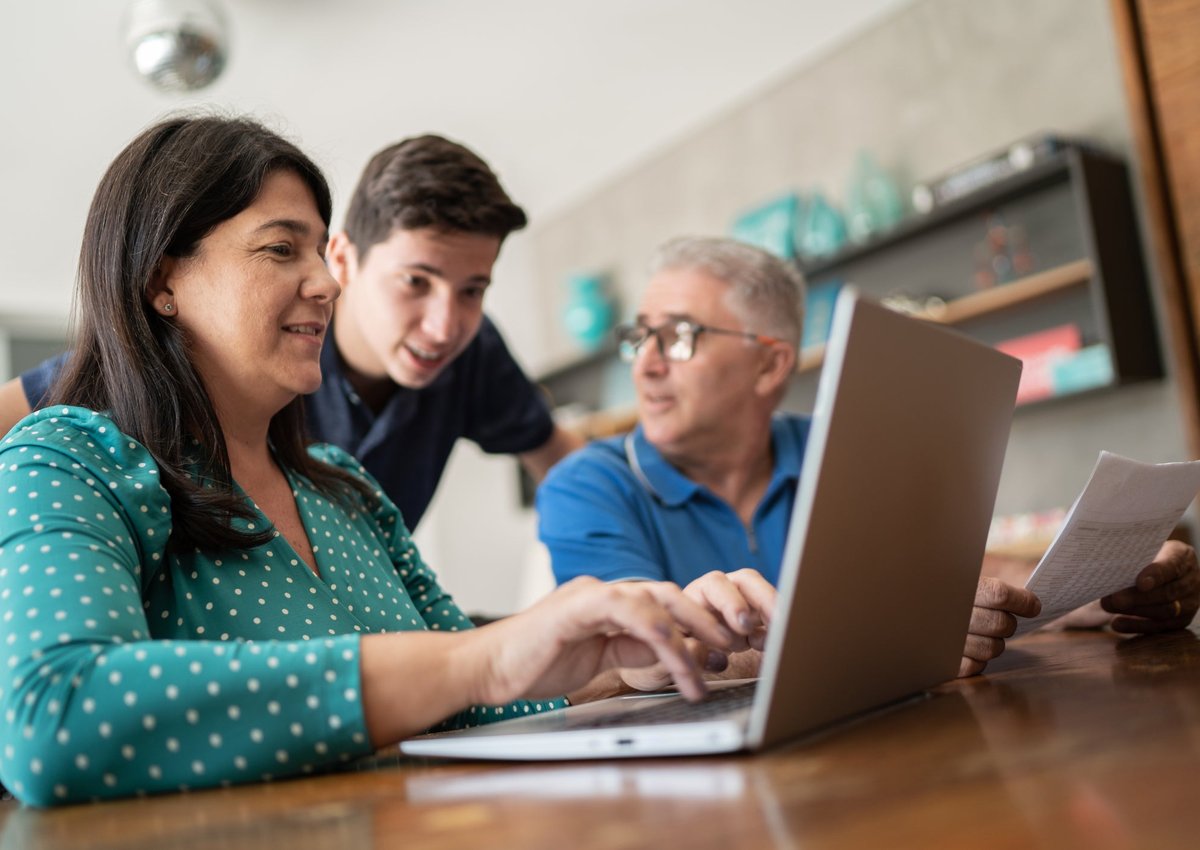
left=846, top=151, right=904, bottom=244
left=797, top=191, right=847, bottom=260
left=563, top=273, right=615, bottom=353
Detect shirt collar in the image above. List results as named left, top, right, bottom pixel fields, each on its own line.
left=625, top=426, right=703, bottom=507
left=626, top=415, right=804, bottom=508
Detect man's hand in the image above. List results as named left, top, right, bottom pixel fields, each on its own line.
left=1101, top=541, right=1200, bottom=634
left=617, top=569, right=776, bottom=693
left=681, top=569, right=774, bottom=651
left=959, top=577, right=1041, bottom=677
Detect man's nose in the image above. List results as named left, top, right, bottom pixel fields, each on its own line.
left=633, top=335, right=669, bottom=376
left=421, top=293, right=457, bottom=342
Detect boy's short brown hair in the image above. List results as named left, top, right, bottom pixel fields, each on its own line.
left=342, top=134, right=528, bottom=260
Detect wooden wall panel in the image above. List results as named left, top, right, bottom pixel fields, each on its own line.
left=1111, top=0, right=1200, bottom=455
left=1142, top=1, right=1200, bottom=317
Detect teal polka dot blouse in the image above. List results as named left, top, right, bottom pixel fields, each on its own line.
left=0, top=407, right=565, bottom=806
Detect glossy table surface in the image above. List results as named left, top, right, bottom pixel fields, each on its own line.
left=3, top=626, right=1200, bottom=850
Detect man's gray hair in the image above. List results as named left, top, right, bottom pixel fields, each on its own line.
left=648, top=236, right=806, bottom=346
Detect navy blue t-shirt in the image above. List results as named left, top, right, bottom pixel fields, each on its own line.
left=19, top=315, right=554, bottom=530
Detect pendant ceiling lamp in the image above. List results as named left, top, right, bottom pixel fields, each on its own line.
left=123, top=0, right=229, bottom=93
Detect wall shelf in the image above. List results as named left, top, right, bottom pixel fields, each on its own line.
left=541, top=144, right=1163, bottom=440
left=789, top=145, right=1162, bottom=412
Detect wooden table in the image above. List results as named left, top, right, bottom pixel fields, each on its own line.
left=3, top=627, right=1200, bottom=850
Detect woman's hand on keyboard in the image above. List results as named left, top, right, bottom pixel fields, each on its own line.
left=478, top=576, right=738, bottom=705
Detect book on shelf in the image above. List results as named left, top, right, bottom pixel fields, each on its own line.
left=801, top=280, right=843, bottom=349
left=1049, top=344, right=1114, bottom=396
left=995, top=323, right=1083, bottom=405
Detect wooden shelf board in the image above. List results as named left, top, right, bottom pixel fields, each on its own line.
left=562, top=407, right=638, bottom=440
left=795, top=258, right=1094, bottom=374
left=797, top=345, right=826, bottom=373
left=931, top=258, right=1093, bottom=325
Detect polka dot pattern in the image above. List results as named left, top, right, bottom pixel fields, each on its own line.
left=0, top=407, right=564, bottom=806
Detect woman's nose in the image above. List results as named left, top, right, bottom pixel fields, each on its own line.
left=305, top=260, right=341, bottom=303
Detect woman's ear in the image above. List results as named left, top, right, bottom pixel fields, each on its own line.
left=146, top=257, right=178, bottom=316
left=326, top=232, right=357, bottom=289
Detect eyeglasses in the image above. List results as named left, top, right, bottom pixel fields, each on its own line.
left=615, top=319, right=780, bottom=363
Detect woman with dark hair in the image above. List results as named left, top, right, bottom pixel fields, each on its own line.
left=0, top=114, right=760, bottom=806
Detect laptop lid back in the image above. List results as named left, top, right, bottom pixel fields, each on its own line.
left=748, top=290, right=1021, bottom=748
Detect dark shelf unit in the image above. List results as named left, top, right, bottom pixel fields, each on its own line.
left=787, top=144, right=1163, bottom=412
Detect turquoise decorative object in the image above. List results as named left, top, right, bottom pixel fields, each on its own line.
left=845, top=153, right=876, bottom=244
left=846, top=151, right=904, bottom=244
left=563, top=273, right=615, bottom=353
left=796, top=191, right=847, bottom=261
left=730, top=193, right=802, bottom=258
left=867, top=163, right=904, bottom=231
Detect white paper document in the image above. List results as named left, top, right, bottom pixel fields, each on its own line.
left=1014, top=451, right=1200, bottom=636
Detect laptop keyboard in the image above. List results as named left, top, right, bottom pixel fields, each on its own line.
left=569, top=681, right=757, bottom=729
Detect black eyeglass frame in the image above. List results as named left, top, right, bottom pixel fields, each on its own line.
left=614, top=319, right=781, bottom=363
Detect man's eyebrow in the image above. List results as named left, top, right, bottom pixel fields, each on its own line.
left=635, top=312, right=693, bottom=324
left=404, top=262, right=491, bottom=285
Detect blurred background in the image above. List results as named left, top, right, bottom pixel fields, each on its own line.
left=0, top=0, right=1190, bottom=616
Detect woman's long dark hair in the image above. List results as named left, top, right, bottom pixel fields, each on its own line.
left=50, top=113, right=371, bottom=553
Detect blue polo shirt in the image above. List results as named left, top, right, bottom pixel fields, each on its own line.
left=18, top=315, right=554, bottom=531
left=537, top=414, right=810, bottom=587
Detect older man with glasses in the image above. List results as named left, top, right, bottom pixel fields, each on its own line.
left=537, top=235, right=1200, bottom=677
left=546, top=238, right=805, bottom=590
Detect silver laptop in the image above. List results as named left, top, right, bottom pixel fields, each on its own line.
left=400, top=289, right=1022, bottom=760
